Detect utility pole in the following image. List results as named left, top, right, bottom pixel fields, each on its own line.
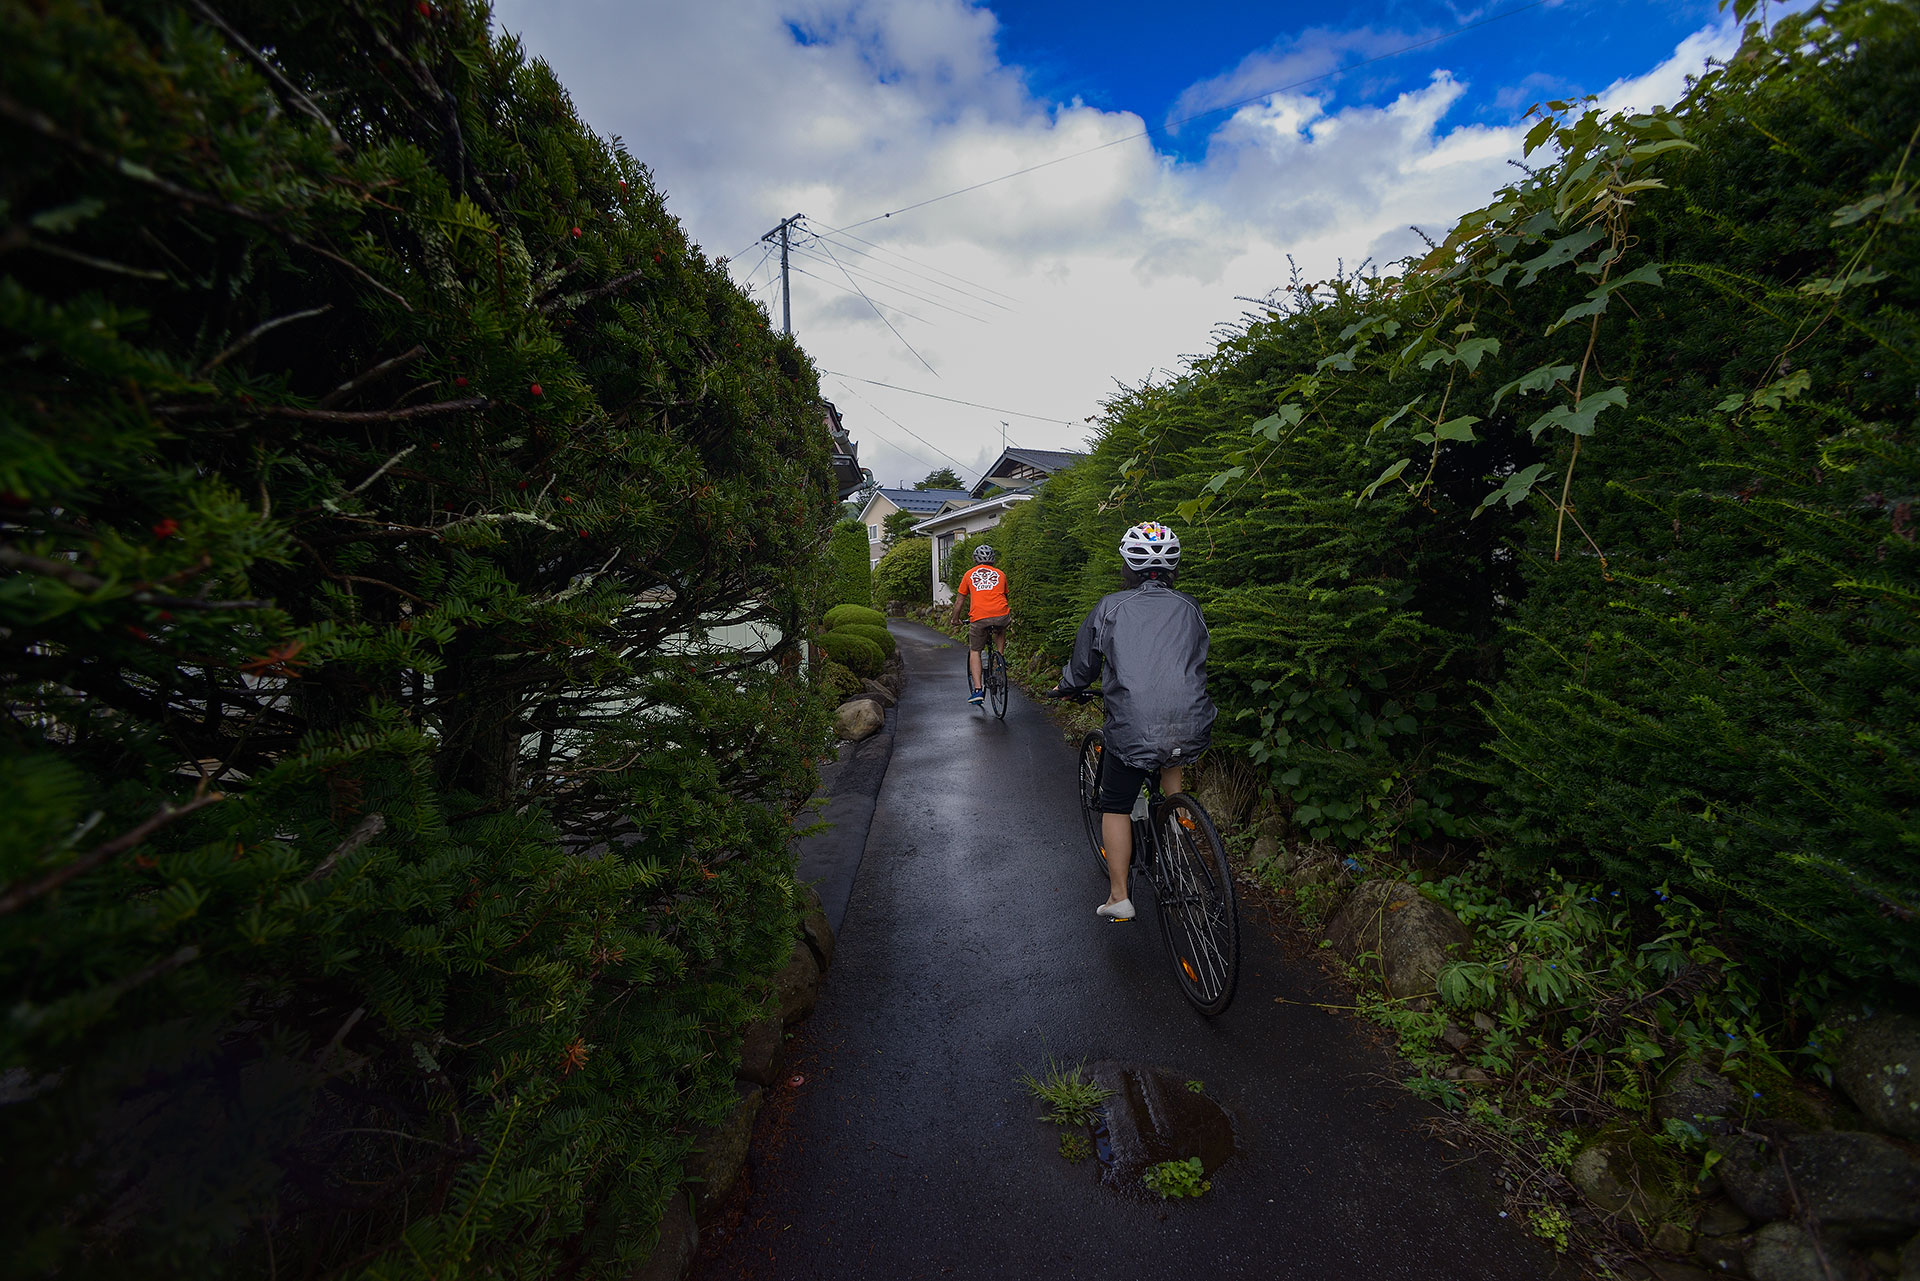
left=759, top=213, right=803, bottom=336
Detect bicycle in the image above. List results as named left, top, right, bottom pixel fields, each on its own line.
left=1073, top=722, right=1240, bottom=1015
left=964, top=625, right=1009, bottom=720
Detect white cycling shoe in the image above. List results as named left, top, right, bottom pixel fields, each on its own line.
left=1096, top=898, right=1135, bottom=922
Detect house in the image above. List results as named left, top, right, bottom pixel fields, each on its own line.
left=823, top=401, right=870, bottom=500
left=915, top=447, right=1087, bottom=604
left=969, top=447, right=1087, bottom=498
left=854, top=486, right=975, bottom=565
left=911, top=492, right=1032, bottom=605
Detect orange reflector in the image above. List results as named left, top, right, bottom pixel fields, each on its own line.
left=1181, top=959, right=1199, bottom=982
left=1178, top=813, right=1197, bottom=831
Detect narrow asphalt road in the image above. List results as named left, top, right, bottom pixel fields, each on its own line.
left=695, top=620, right=1575, bottom=1281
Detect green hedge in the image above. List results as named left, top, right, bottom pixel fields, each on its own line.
left=827, top=520, right=872, bottom=607
left=0, top=2, right=834, bottom=1276
left=872, top=536, right=933, bottom=608
left=823, top=602, right=887, bottom=630
left=816, top=630, right=884, bottom=677
left=835, top=622, right=897, bottom=658
left=988, top=0, right=1918, bottom=995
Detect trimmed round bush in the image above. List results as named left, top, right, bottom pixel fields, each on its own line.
left=816, top=660, right=864, bottom=701
left=824, top=602, right=887, bottom=630
left=816, top=630, right=884, bottom=678
left=836, top=622, right=897, bottom=658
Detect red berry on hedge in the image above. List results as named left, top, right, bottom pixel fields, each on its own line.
left=455, top=376, right=468, bottom=387
left=152, top=518, right=179, bottom=539
left=530, top=384, right=543, bottom=396
left=571, top=226, right=581, bottom=237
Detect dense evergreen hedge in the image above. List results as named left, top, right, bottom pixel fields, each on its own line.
left=994, top=0, right=1917, bottom=995
left=0, top=1, right=834, bottom=1276
left=827, top=519, right=872, bottom=607
left=871, top=535, right=933, bottom=609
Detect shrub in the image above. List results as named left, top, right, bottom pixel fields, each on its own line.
left=827, top=520, right=872, bottom=607
left=0, top=1, right=835, bottom=1275
left=823, top=603, right=887, bottom=630
left=835, top=622, right=897, bottom=658
left=872, top=536, right=934, bottom=608
left=816, top=630, right=885, bottom=677
left=816, top=660, right=865, bottom=702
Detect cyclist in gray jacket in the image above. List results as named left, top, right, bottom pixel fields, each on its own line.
left=1050, top=521, right=1215, bottom=922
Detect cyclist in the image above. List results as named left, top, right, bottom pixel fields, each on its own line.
left=1049, top=521, right=1215, bottom=921
left=950, top=543, right=1010, bottom=706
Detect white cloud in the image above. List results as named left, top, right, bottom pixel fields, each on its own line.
left=488, top=0, right=1744, bottom=494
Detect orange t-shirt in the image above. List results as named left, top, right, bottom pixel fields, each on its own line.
left=957, top=564, right=1010, bottom=620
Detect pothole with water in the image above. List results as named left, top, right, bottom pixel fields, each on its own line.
left=1078, top=1060, right=1240, bottom=1199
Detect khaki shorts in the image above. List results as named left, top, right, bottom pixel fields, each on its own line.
left=967, top=614, right=1009, bottom=651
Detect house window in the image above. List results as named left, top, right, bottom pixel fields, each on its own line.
left=868, top=524, right=879, bottom=542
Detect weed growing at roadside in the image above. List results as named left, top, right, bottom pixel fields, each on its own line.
left=1058, top=1132, right=1092, bottom=1164
left=1143, top=1157, right=1211, bottom=1200
left=1017, top=1055, right=1111, bottom=1127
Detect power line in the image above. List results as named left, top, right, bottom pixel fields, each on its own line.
left=805, top=225, right=1015, bottom=312
left=816, top=238, right=939, bottom=378
left=823, top=371, right=1077, bottom=425
left=790, top=235, right=997, bottom=319
left=837, top=0, right=1553, bottom=232
left=831, top=379, right=980, bottom=479
left=812, top=221, right=1022, bottom=304
left=787, top=261, right=942, bottom=327
left=787, top=244, right=991, bottom=324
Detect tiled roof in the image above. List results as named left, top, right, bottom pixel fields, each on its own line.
left=1001, top=447, right=1087, bottom=472
left=874, top=487, right=973, bottom=514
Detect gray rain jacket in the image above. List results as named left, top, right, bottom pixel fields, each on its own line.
left=1059, top=581, right=1216, bottom=770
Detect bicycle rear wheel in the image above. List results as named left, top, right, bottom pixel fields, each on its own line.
left=1076, top=731, right=1108, bottom=874
left=1152, top=795, right=1240, bottom=1016
left=987, top=647, right=1008, bottom=719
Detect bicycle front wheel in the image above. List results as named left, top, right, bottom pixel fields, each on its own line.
left=987, top=648, right=1008, bottom=719
left=1076, top=731, right=1108, bottom=874
left=1152, top=795, right=1240, bottom=1016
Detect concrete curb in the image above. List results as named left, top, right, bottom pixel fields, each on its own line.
left=791, top=702, right=896, bottom=936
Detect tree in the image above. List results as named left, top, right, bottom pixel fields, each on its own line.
left=0, top=1, right=836, bottom=1274
left=872, top=537, right=935, bottom=609
left=915, top=467, right=964, bottom=490
left=882, top=507, right=922, bottom=547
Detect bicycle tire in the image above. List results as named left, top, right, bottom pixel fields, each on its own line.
left=987, top=647, right=1008, bottom=719
left=1151, top=794, right=1241, bottom=1016
left=1076, top=731, right=1108, bottom=874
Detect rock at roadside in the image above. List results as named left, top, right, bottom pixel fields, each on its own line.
left=798, top=883, right=835, bottom=973
left=1745, top=1221, right=1865, bottom=1281
left=1714, top=1128, right=1920, bottom=1235
left=1656, top=1061, right=1742, bottom=1137
left=1825, top=1003, right=1920, bottom=1141
left=834, top=697, right=885, bottom=742
left=859, top=679, right=896, bottom=707
left=774, top=938, right=821, bottom=1027
left=1324, top=880, right=1471, bottom=1004
left=628, top=1189, right=696, bottom=1281
left=1569, top=1127, right=1674, bottom=1223
left=685, top=1083, right=764, bottom=1220
left=736, top=1014, right=784, bottom=1087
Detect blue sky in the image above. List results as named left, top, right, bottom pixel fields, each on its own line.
left=494, top=0, right=1755, bottom=489
left=992, top=0, right=1730, bottom=148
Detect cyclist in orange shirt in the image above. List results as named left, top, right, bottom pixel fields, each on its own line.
left=949, top=544, right=1010, bottom=706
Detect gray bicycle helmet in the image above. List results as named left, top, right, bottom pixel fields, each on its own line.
left=973, top=544, right=996, bottom=564
left=1118, top=521, right=1180, bottom=572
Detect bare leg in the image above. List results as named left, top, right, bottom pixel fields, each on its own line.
left=1102, top=812, right=1131, bottom=905
left=968, top=648, right=982, bottom=688
left=1160, top=764, right=1183, bottom=796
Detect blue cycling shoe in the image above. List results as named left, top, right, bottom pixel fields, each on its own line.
left=968, top=688, right=984, bottom=705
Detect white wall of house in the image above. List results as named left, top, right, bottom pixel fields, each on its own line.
left=914, top=496, right=1031, bottom=605
left=859, top=493, right=900, bottom=565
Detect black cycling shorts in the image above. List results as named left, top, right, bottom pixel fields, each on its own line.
left=1094, top=754, right=1155, bottom=815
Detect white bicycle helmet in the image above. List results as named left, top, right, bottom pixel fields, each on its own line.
left=1118, top=521, right=1180, bottom=572
left=973, top=544, right=996, bottom=564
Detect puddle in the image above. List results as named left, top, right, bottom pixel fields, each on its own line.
left=1086, top=1060, right=1239, bottom=1197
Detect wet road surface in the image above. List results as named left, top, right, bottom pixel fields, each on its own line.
left=694, top=620, right=1575, bottom=1281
